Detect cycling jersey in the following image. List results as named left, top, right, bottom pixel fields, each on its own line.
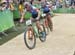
left=31, top=5, right=38, bottom=18
left=40, top=1, right=50, bottom=13
left=31, top=9, right=38, bottom=18
left=24, top=4, right=38, bottom=19
left=42, top=6, right=50, bottom=13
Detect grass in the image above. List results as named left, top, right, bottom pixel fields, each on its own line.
left=0, top=21, right=25, bottom=45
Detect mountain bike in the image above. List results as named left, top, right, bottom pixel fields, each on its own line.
left=24, top=19, right=46, bottom=49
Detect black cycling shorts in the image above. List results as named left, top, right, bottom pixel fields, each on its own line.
left=32, top=13, right=38, bottom=18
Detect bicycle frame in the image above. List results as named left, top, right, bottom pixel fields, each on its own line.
left=32, top=23, right=40, bottom=37
left=25, top=20, right=40, bottom=38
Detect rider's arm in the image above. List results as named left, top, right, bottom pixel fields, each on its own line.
left=36, top=9, right=40, bottom=19
left=20, top=9, right=26, bottom=22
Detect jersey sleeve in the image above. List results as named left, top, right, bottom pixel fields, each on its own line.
left=32, top=5, right=37, bottom=10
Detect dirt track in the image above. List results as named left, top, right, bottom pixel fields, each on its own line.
left=0, top=14, right=75, bottom=55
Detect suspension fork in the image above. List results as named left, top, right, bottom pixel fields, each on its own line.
left=27, top=25, right=33, bottom=38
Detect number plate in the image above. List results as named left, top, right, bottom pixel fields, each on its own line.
left=42, top=14, right=46, bottom=17
left=26, top=20, right=32, bottom=25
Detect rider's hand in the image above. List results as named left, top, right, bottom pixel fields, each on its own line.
left=20, top=18, right=24, bottom=23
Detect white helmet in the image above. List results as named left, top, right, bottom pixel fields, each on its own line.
left=24, top=2, right=31, bottom=6
left=47, top=2, right=50, bottom=5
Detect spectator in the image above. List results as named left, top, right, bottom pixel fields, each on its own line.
left=6, top=0, right=9, bottom=8
left=52, top=4, right=57, bottom=10
left=71, top=0, right=75, bottom=6
left=56, top=0, right=60, bottom=8
left=65, top=0, right=70, bottom=7
left=1, top=2, right=7, bottom=10
left=18, top=0, right=24, bottom=16
left=9, top=0, right=15, bottom=11
left=30, top=0, right=34, bottom=5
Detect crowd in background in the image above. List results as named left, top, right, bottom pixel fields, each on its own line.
left=0, top=0, right=75, bottom=12
left=53, top=0, right=75, bottom=8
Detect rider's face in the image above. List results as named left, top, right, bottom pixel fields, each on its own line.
left=26, top=5, right=31, bottom=11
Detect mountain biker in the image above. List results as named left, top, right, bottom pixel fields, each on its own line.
left=41, top=0, right=53, bottom=31
left=31, top=0, right=53, bottom=32
left=20, top=2, right=43, bottom=33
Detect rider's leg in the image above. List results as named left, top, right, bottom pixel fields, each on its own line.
left=44, top=17, right=48, bottom=28
left=47, top=14, right=53, bottom=31
left=36, top=21, right=43, bottom=32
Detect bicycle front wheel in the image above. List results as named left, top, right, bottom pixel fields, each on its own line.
left=39, top=24, right=46, bottom=42
left=24, top=28, right=36, bottom=49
